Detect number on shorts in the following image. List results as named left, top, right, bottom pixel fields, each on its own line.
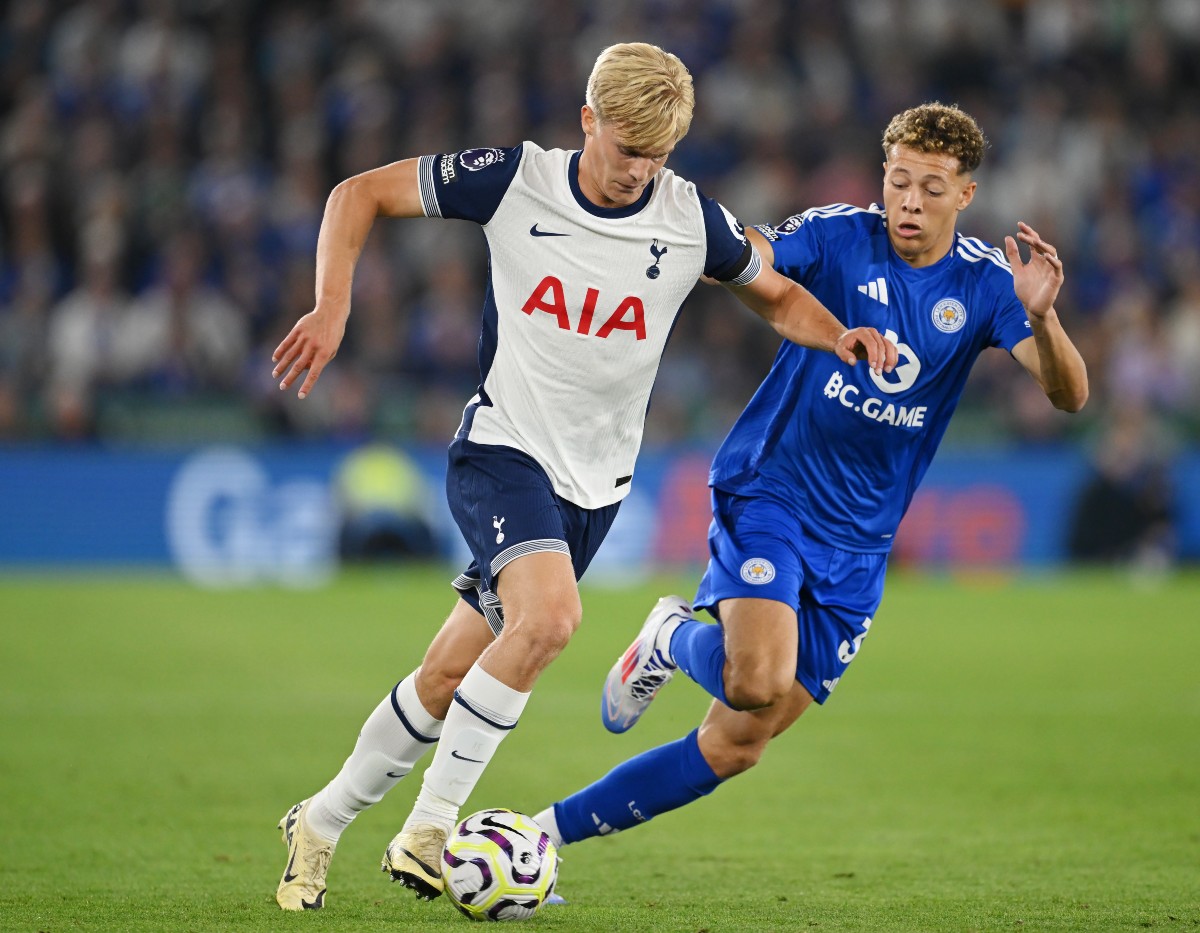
left=837, top=616, right=873, bottom=664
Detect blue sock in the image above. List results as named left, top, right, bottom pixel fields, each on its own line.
left=669, top=620, right=729, bottom=705
left=553, top=730, right=722, bottom=844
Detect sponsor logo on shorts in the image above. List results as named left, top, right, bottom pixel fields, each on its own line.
left=740, top=558, right=776, bottom=584
left=439, top=153, right=457, bottom=184
left=931, top=297, right=967, bottom=333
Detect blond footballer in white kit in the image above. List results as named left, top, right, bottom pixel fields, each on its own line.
left=270, top=42, right=896, bottom=911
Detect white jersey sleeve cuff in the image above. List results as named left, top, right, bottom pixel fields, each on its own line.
left=417, top=154, right=442, bottom=218
left=728, top=245, right=763, bottom=286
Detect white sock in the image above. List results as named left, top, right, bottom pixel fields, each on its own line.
left=533, top=806, right=564, bottom=848
left=657, top=615, right=685, bottom=666
left=307, top=673, right=443, bottom=842
left=404, top=664, right=530, bottom=834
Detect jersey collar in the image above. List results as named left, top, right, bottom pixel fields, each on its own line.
left=568, top=150, right=656, bottom=219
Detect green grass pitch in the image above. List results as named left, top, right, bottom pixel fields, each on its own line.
left=2, top=567, right=1197, bottom=932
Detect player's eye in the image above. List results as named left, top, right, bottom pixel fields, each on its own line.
left=620, top=146, right=667, bottom=161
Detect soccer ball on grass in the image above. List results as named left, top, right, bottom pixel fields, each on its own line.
left=443, top=808, right=559, bottom=921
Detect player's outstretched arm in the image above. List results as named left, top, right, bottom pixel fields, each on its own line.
left=1005, top=221, right=1089, bottom=413
left=273, top=159, right=424, bottom=399
left=727, top=259, right=897, bottom=375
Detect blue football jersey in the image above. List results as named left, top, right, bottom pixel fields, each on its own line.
left=709, top=204, right=1034, bottom=552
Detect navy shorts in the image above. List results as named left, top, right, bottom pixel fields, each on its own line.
left=446, top=438, right=621, bottom=635
left=693, top=489, right=888, bottom=704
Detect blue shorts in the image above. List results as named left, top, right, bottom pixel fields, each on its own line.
left=693, top=489, right=888, bottom=704
left=446, top=439, right=620, bottom=635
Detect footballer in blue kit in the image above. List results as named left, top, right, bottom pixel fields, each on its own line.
left=535, top=102, right=1089, bottom=860
left=692, top=199, right=1039, bottom=704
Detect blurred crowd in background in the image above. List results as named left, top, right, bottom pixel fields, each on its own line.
left=2, top=0, right=1199, bottom=470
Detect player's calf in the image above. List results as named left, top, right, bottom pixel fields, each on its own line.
left=696, top=730, right=770, bottom=778
left=698, top=679, right=815, bottom=779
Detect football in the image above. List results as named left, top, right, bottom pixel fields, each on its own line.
left=443, top=808, right=559, bottom=922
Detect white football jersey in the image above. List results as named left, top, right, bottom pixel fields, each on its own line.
left=417, top=143, right=760, bottom=508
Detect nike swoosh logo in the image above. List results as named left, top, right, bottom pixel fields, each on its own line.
left=399, top=847, right=441, bottom=879
left=530, top=224, right=569, bottom=237
left=451, top=750, right=484, bottom=763
left=386, top=771, right=405, bottom=778
left=283, top=851, right=299, bottom=883
left=480, top=813, right=529, bottom=839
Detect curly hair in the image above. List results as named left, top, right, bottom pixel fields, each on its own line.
left=882, top=102, right=987, bottom=174
left=586, top=42, right=694, bottom=155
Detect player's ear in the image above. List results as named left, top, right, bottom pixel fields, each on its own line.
left=581, top=105, right=596, bottom=138
left=957, top=178, right=977, bottom=212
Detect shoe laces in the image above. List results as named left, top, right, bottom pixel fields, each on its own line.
left=301, top=838, right=333, bottom=886
left=627, top=651, right=673, bottom=701
left=408, top=826, right=449, bottom=862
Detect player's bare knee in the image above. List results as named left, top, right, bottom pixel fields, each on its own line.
left=724, top=667, right=793, bottom=711
left=504, top=607, right=579, bottom=663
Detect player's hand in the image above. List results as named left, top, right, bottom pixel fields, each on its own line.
left=272, top=306, right=348, bottom=399
left=1005, top=221, right=1063, bottom=319
left=835, top=326, right=897, bottom=375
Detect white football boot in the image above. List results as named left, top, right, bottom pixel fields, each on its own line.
left=276, top=799, right=335, bottom=910
left=601, top=595, right=691, bottom=733
left=381, top=824, right=449, bottom=900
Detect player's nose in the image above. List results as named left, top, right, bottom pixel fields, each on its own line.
left=628, top=158, right=655, bottom=183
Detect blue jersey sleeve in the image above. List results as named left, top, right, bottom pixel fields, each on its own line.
left=989, top=275, right=1035, bottom=353
left=417, top=144, right=524, bottom=225
left=697, top=191, right=762, bottom=284
left=752, top=209, right=826, bottom=287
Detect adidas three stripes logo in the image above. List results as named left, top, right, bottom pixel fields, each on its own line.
left=857, top=277, right=889, bottom=305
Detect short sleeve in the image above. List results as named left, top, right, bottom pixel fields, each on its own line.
left=697, top=192, right=762, bottom=285
left=417, top=144, right=524, bottom=225
left=991, top=286, right=1034, bottom=352
left=753, top=210, right=825, bottom=286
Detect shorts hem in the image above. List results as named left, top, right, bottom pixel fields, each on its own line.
left=491, top=538, right=570, bottom=577
left=796, top=671, right=831, bottom=706
left=451, top=572, right=504, bottom=637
